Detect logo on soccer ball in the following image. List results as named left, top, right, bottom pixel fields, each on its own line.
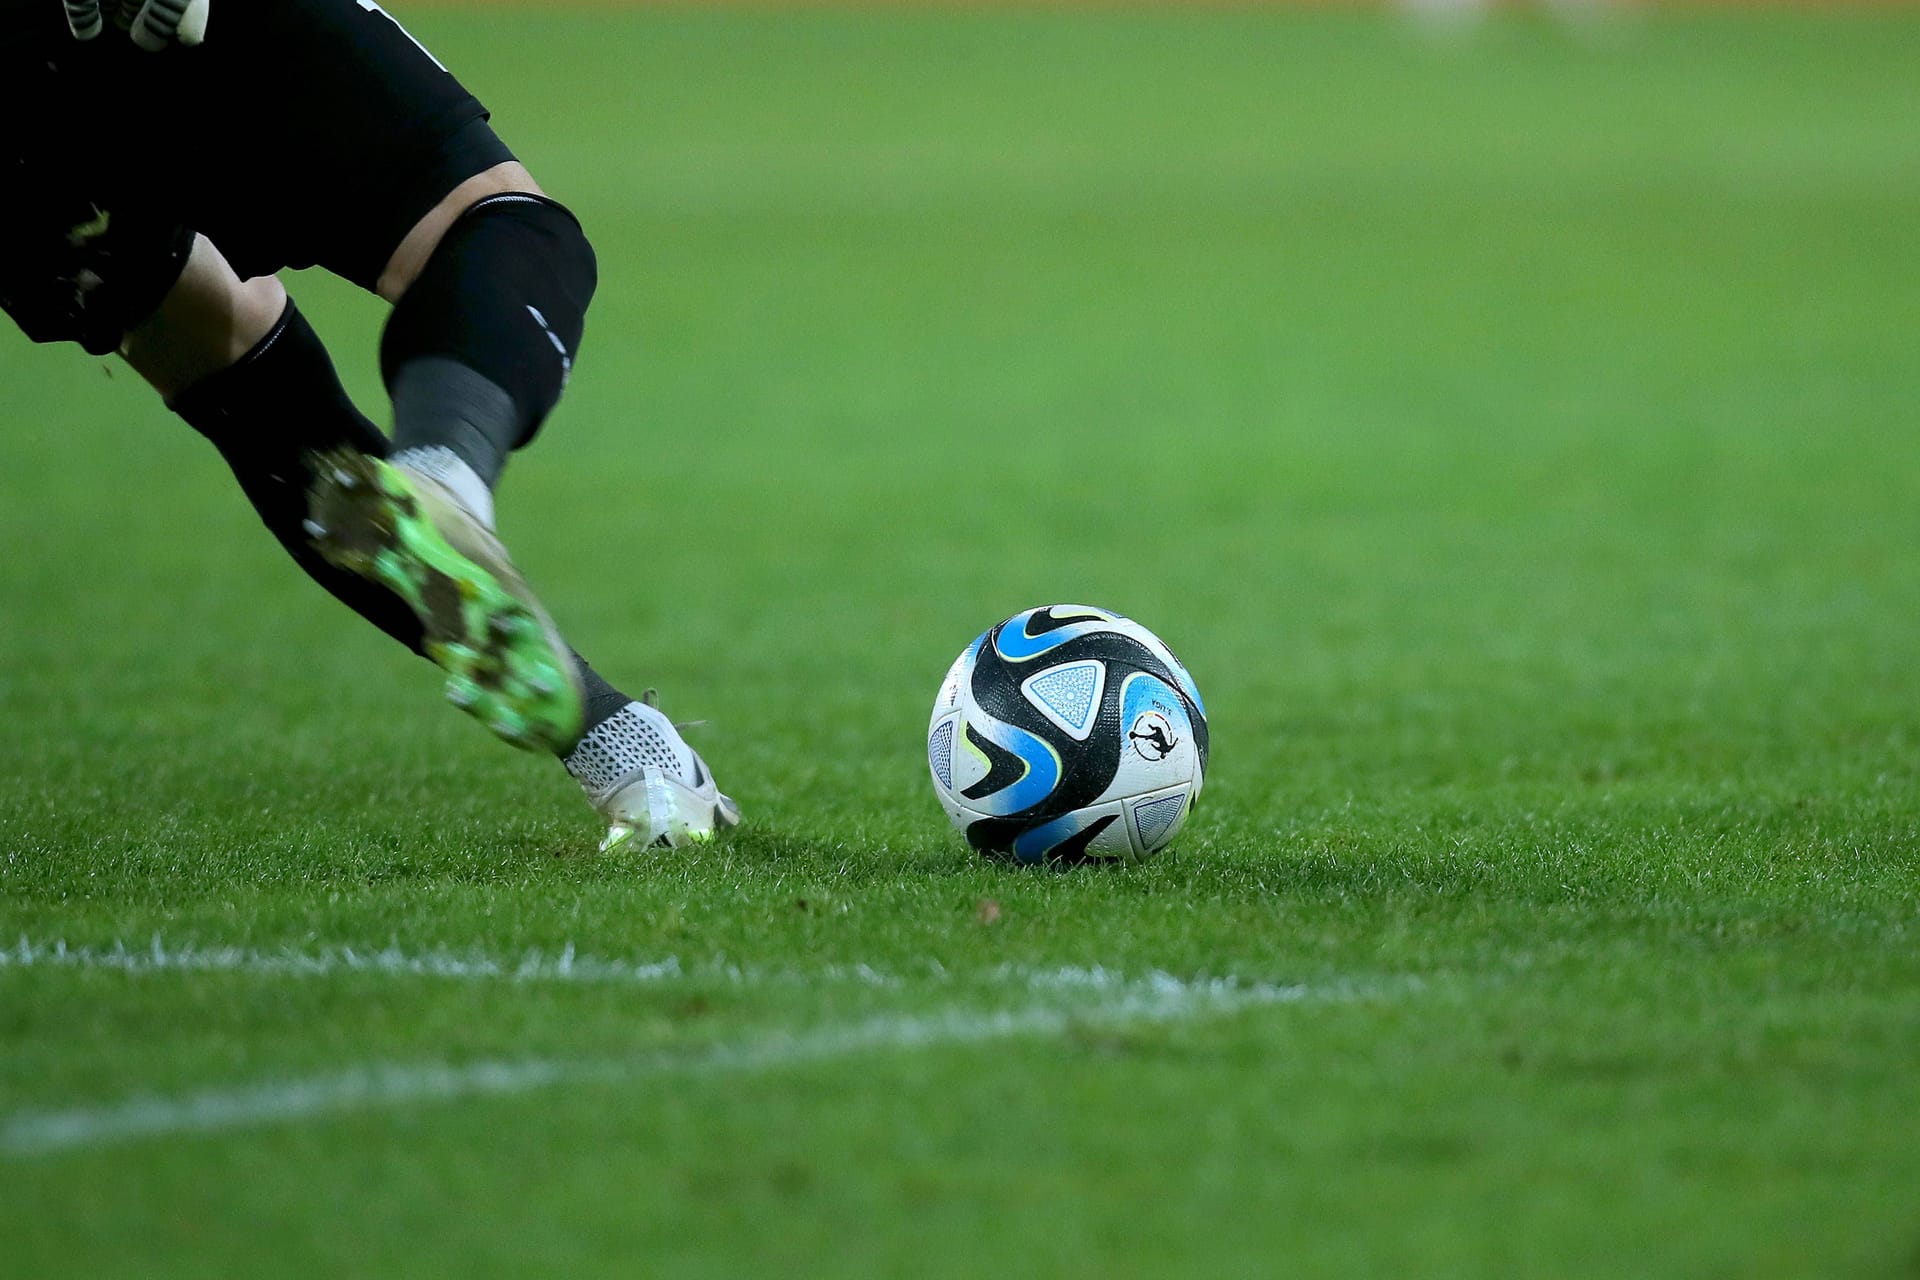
left=1128, top=711, right=1178, bottom=761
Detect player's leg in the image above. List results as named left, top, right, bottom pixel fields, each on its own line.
left=0, top=172, right=719, bottom=848
left=16, top=0, right=736, bottom=846
left=0, top=113, right=427, bottom=655
left=0, top=0, right=439, bottom=653
left=2, top=0, right=454, bottom=661
left=312, top=149, right=737, bottom=850
left=129, top=236, right=431, bottom=653
left=3, top=179, right=591, bottom=757
left=289, top=148, right=598, bottom=754
left=368, top=161, right=586, bottom=534
left=183, top=0, right=615, bottom=765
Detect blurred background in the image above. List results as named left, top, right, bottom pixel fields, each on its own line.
left=4, top=0, right=1917, bottom=825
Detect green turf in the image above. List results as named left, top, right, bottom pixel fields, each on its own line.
left=5, top=7, right=1920, bottom=1276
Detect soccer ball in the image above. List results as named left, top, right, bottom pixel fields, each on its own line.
left=926, top=604, right=1209, bottom=865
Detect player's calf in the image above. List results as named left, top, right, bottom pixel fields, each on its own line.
left=166, top=289, right=429, bottom=653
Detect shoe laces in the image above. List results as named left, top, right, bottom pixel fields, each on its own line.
left=640, top=688, right=706, bottom=732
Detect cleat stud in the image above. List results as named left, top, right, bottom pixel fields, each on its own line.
left=302, top=519, right=327, bottom=539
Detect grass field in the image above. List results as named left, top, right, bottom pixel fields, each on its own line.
left=5, top=7, right=1920, bottom=1275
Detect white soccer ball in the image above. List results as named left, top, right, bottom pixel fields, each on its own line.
left=927, top=605, right=1208, bottom=865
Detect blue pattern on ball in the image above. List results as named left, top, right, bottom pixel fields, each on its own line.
left=1011, top=811, right=1094, bottom=864
left=965, top=716, right=1063, bottom=816
left=992, top=607, right=1118, bottom=663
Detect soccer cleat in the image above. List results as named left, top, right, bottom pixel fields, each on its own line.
left=564, top=693, right=740, bottom=852
left=304, top=448, right=584, bottom=753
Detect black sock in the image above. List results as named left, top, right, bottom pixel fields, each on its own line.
left=570, top=650, right=633, bottom=742
left=381, top=193, right=597, bottom=484
left=171, top=299, right=426, bottom=654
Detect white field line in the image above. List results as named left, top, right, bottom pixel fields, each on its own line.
left=0, top=935, right=1303, bottom=1001
left=0, top=935, right=890, bottom=988
left=0, top=976, right=1400, bottom=1159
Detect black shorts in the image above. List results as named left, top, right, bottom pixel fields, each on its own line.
left=1, top=0, right=514, bottom=291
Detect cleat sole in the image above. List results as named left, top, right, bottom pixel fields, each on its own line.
left=306, top=448, right=583, bottom=754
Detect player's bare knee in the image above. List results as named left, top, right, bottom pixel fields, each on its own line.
left=122, top=236, right=289, bottom=401
left=233, top=273, right=291, bottom=342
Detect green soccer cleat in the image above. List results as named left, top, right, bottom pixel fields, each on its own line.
left=303, top=448, right=585, bottom=754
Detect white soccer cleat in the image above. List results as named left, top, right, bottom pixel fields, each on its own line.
left=563, top=695, right=740, bottom=852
